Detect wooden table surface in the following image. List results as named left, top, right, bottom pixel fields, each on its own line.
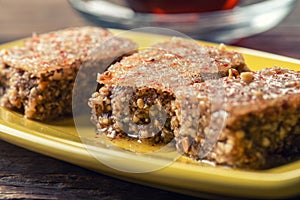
left=0, top=0, right=300, bottom=199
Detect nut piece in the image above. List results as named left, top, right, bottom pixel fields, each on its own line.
left=181, top=137, right=192, bottom=153
left=262, top=137, right=270, bottom=147
left=253, top=90, right=264, bottom=99
left=228, top=68, right=239, bottom=79
left=133, top=115, right=140, bottom=123
left=240, top=72, right=254, bottom=83
left=218, top=43, right=226, bottom=51
left=137, top=98, right=144, bottom=109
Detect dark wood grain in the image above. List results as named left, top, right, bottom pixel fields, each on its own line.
left=234, top=0, right=300, bottom=59
left=0, top=140, right=198, bottom=200
left=0, top=0, right=300, bottom=199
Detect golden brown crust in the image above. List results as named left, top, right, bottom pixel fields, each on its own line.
left=1, top=27, right=112, bottom=76
left=100, top=38, right=248, bottom=86
left=91, top=43, right=300, bottom=169
left=0, top=27, right=138, bottom=121
left=90, top=38, right=249, bottom=146
left=178, top=67, right=300, bottom=169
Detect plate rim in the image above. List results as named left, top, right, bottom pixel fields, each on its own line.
left=1, top=33, right=300, bottom=199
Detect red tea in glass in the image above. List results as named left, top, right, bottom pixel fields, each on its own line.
left=126, top=0, right=239, bottom=14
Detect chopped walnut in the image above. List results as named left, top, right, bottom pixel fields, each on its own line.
left=240, top=72, right=254, bottom=83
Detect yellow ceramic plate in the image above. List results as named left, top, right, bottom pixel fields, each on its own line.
left=1, top=30, right=300, bottom=199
